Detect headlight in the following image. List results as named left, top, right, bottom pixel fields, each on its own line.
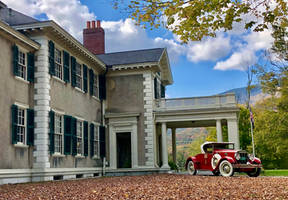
left=235, top=152, right=240, bottom=160
left=248, top=154, right=254, bottom=161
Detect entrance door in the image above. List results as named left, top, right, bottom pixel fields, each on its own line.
left=117, top=132, right=132, bottom=168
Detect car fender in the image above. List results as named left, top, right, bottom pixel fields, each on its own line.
left=185, top=157, right=198, bottom=170
left=216, top=156, right=236, bottom=168
left=252, top=157, right=261, bottom=164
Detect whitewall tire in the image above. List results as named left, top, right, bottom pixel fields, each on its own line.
left=219, top=160, right=234, bottom=177
left=187, top=160, right=197, bottom=175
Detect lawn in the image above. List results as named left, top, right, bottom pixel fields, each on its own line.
left=263, top=169, right=288, bottom=176
left=0, top=174, right=288, bottom=199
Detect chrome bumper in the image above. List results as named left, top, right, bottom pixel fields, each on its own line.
left=232, top=163, right=262, bottom=169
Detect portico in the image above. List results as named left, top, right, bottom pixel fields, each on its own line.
left=154, top=93, right=239, bottom=167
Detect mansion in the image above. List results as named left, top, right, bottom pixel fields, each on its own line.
left=0, top=1, right=239, bottom=184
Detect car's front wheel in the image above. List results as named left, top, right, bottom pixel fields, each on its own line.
left=187, top=160, right=197, bottom=175
left=247, top=168, right=261, bottom=177
left=219, top=160, right=234, bottom=177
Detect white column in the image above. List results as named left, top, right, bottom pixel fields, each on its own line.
left=32, top=37, right=52, bottom=182
left=109, top=125, right=117, bottom=169
left=216, top=119, right=223, bottom=142
left=171, top=128, right=177, bottom=164
left=227, top=119, right=240, bottom=149
left=131, top=123, right=138, bottom=168
left=161, top=122, right=169, bottom=169
left=143, top=73, right=155, bottom=167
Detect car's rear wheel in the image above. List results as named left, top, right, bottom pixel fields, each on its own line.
left=187, top=160, right=197, bottom=175
left=219, top=160, right=234, bottom=177
left=247, top=168, right=261, bottom=177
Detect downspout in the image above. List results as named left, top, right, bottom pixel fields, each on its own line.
left=101, top=65, right=111, bottom=176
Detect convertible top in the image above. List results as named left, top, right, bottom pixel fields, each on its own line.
left=201, top=142, right=235, bottom=153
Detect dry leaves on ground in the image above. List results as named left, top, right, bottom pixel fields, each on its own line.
left=0, top=174, right=287, bottom=199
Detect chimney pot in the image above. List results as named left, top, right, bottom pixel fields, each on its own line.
left=92, top=20, right=96, bottom=28
left=86, top=21, right=91, bottom=29
left=97, top=20, right=101, bottom=28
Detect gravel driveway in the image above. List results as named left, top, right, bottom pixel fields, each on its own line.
left=0, top=174, right=287, bottom=199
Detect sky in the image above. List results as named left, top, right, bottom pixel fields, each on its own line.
left=2, top=0, right=274, bottom=98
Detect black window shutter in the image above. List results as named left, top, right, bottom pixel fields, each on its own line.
left=26, top=109, right=34, bottom=146
left=64, top=115, right=72, bottom=155
left=71, top=56, right=76, bottom=87
left=89, top=69, right=94, bottom=96
left=63, top=51, right=70, bottom=83
left=99, top=75, right=106, bottom=100
left=83, top=121, right=88, bottom=156
left=12, top=45, right=19, bottom=76
left=71, top=117, right=77, bottom=156
left=90, top=123, right=95, bottom=158
left=48, top=40, right=55, bottom=75
left=83, top=65, right=88, bottom=93
left=161, top=84, right=165, bottom=98
left=11, top=104, right=18, bottom=144
left=49, top=110, right=55, bottom=154
left=27, top=53, right=34, bottom=82
left=99, top=126, right=106, bottom=158
left=154, top=78, right=158, bottom=99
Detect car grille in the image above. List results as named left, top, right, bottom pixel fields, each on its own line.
left=238, top=152, right=248, bottom=164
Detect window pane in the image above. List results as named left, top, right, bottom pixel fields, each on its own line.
left=54, top=114, right=63, bottom=154
left=77, top=121, right=83, bottom=155
left=54, top=49, right=63, bottom=79
left=16, top=108, right=25, bottom=144
left=76, top=63, right=82, bottom=89
left=18, top=51, right=26, bottom=79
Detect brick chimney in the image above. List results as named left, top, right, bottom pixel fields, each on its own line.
left=83, top=20, right=105, bottom=55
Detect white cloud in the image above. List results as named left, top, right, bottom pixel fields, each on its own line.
left=213, top=30, right=273, bottom=71
left=214, top=49, right=257, bottom=71
left=2, top=0, right=95, bottom=41
left=186, top=35, right=231, bottom=62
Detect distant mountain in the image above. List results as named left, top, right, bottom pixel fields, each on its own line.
left=220, top=85, right=268, bottom=105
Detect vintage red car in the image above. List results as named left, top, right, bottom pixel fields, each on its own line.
left=185, top=142, right=262, bottom=177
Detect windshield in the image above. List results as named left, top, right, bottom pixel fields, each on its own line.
left=213, top=143, right=234, bottom=150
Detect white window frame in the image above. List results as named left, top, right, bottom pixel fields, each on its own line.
left=75, top=62, right=83, bottom=90
left=17, top=49, right=27, bottom=81
left=54, top=47, right=63, bottom=80
left=76, top=120, right=83, bottom=156
left=93, top=125, right=100, bottom=158
left=93, top=73, right=99, bottom=98
left=14, top=102, right=29, bottom=147
left=54, top=113, right=64, bottom=155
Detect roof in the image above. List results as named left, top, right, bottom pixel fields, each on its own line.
left=201, top=142, right=235, bottom=153
left=0, top=20, right=40, bottom=50
left=13, top=21, right=106, bottom=69
left=96, top=48, right=165, bottom=66
left=0, top=2, right=39, bottom=26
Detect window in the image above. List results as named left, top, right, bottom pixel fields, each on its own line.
left=93, top=74, right=99, bottom=98
left=16, top=108, right=26, bottom=144
left=76, top=120, right=83, bottom=155
left=54, top=48, right=63, bottom=80
left=54, top=114, right=63, bottom=154
left=18, top=50, right=27, bottom=80
left=93, top=126, right=100, bottom=157
left=75, top=62, right=82, bottom=89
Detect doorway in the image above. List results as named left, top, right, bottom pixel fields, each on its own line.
left=117, top=132, right=132, bottom=168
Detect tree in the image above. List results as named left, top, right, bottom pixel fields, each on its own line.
left=254, top=98, right=288, bottom=169
left=111, top=0, right=288, bottom=42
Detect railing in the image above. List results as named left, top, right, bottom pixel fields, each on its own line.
left=154, top=93, right=237, bottom=111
